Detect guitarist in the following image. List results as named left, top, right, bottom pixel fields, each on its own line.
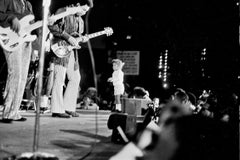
left=0, top=0, right=35, bottom=122
left=47, top=0, right=93, bottom=118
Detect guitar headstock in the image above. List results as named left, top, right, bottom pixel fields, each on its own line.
left=104, top=27, right=113, bottom=36
left=66, top=4, right=90, bottom=16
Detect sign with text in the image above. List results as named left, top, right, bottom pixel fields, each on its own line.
left=117, top=51, right=140, bottom=75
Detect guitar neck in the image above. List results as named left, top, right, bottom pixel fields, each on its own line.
left=51, top=12, right=72, bottom=22
left=52, top=5, right=88, bottom=21
left=25, top=21, right=42, bottom=33
left=24, top=9, right=82, bottom=33
left=85, top=30, right=107, bottom=39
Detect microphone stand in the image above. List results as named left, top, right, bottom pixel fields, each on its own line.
left=33, top=0, right=51, bottom=153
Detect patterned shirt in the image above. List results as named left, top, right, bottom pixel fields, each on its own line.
left=48, top=7, right=84, bottom=69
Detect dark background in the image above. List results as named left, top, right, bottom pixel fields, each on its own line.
left=0, top=0, right=239, bottom=100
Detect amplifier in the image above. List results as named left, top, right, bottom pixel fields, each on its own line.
left=121, top=98, right=150, bottom=115
left=107, top=113, right=137, bottom=143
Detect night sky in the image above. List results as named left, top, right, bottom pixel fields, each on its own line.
left=1, top=0, right=239, bottom=98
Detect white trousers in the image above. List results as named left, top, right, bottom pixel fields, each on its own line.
left=51, top=53, right=80, bottom=113
left=2, top=42, right=32, bottom=119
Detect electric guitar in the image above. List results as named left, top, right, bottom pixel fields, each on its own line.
left=51, top=27, right=114, bottom=58
left=0, top=4, right=89, bottom=52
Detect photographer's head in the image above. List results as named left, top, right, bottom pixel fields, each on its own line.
left=158, top=99, right=192, bottom=125
left=146, top=114, right=235, bottom=160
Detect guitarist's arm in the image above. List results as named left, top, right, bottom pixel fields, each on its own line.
left=0, top=1, right=15, bottom=27
left=48, top=19, right=79, bottom=47
left=48, top=7, right=71, bottom=42
left=0, top=2, right=21, bottom=33
left=0, top=0, right=34, bottom=28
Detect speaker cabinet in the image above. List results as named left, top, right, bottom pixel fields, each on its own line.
left=107, top=113, right=137, bottom=143
left=121, top=98, right=150, bottom=115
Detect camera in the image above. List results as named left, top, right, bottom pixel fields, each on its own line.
left=147, top=102, right=154, bottom=108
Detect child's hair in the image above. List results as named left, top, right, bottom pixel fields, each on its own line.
left=112, top=59, right=125, bottom=69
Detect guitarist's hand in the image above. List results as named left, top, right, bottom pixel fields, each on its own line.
left=68, top=36, right=80, bottom=48
left=48, top=17, right=56, bottom=25
left=79, top=36, right=89, bottom=43
left=11, top=17, right=21, bottom=33
left=75, top=5, right=90, bottom=16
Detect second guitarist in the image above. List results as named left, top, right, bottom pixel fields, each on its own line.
left=47, top=0, right=92, bottom=118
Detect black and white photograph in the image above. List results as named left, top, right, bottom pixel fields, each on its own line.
left=0, top=0, right=239, bottom=159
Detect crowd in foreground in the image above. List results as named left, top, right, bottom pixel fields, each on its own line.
left=109, top=87, right=239, bottom=160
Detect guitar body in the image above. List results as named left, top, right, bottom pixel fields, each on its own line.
left=51, top=40, right=73, bottom=58
left=0, top=15, right=37, bottom=52
left=18, top=15, right=37, bottom=42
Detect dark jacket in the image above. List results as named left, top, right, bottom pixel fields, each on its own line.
left=0, top=0, right=33, bottom=27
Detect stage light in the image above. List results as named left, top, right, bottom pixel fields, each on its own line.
left=128, top=16, right=132, bottom=20
left=163, top=82, right=169, bottom=89
left=158, top=50, right=169, bottom=84
left=201, top=48, right=206, bottom=55
left=126, top=35, right=132, bottom=39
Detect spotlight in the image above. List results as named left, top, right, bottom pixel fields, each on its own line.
left=163, top=82, right=169, bottom=89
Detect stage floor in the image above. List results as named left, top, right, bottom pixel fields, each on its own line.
left=0, top=109, right=124, bottom=160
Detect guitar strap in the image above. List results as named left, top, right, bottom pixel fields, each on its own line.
left=62, top=12, right=81, bottom=70
left=78, top=15, right=84, bottom=34
left=73, top=49, right=79, bottom=71
left=21, top=0, right=26, bottom=10
left=62, top=10, right=83, bottom=36
left=74, top=14, right=83, bottom=71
